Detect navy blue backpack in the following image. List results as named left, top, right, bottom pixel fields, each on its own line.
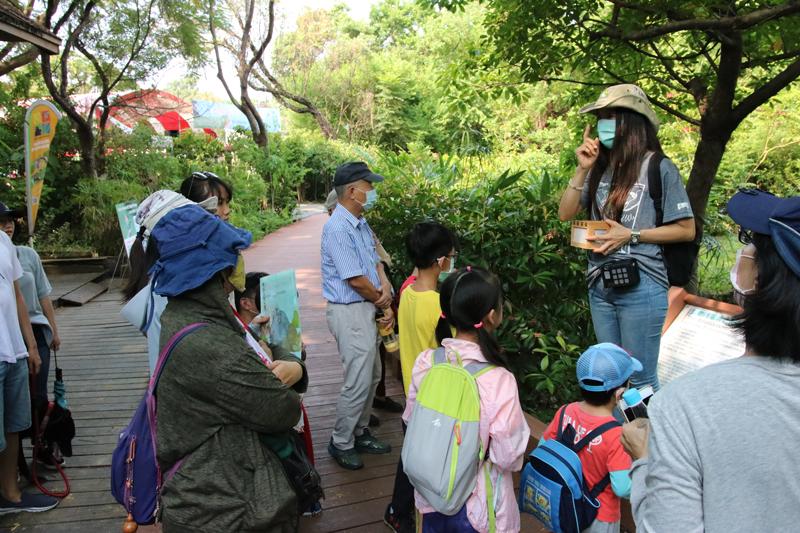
left=518, top=405, right=620, bottom=533
left=111, top=323, right=208, bottom=525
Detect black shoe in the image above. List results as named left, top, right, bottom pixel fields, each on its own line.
left=327, top=440, right=364, bottom=470
left=373, top=396, right=404, bottom=413
left=384, top=504, right=415, bottom=533
left=355, top=428, right=392, bottom=455
left=0, top=493, right=58, bottom=515
left=369, top=413, right=380, bottom=426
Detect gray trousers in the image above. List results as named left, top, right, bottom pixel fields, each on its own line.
left=326, top=301, right=382, bottom=450
left=585, top=519, right=620, bottom=533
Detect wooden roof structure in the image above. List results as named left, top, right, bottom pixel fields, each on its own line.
left=0, top=0, right=61, bottom=55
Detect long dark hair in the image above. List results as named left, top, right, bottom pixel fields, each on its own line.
left=122, top=230, right=159, bottom=302
left=732, top=233, right=800, bottom=362
left=179, top=173, right=233, bottom=203
left=435, top=267, right=510, bottom=370
left=587, top=108, right=663, bottom=222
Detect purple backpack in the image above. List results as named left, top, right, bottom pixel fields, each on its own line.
left=111, top=323, right=208, bottom=525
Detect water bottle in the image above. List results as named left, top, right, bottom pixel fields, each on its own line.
left=376, top=309, right=399, bottom=352
left=621, top=388, right=649, bottom=422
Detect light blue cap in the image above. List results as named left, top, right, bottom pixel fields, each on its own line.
left=576, top=343, right=643, bottom=392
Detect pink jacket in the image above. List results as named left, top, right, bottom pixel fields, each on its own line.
left=402, top=338, right=531, bottom=533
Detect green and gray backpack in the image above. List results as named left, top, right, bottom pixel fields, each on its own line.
left=402, top=346, right=497, bottom=531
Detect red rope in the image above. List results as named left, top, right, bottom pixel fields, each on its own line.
left=29, top=373, right=70, bottom=498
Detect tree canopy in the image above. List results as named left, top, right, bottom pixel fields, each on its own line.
left=432, top=0, right=800, bottom=229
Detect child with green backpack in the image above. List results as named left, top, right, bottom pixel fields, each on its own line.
left=402, top=267, right=530, bottom=533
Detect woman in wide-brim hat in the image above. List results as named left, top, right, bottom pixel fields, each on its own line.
left=558, top=84, right=696, bottom=392
left=150, top=203, right=308, bottom=532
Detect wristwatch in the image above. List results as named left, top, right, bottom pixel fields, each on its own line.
left=630, top=229, right=641, bottom=245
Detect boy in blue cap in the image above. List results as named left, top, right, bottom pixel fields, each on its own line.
left=540, top=343, right=641, bottom=533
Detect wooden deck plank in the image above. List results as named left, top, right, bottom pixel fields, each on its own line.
left=0, top=280, right=146, bottom=532
left=243, top=214, right=412, bottom=532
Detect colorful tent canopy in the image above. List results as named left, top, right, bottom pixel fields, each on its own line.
left=192, top=99, right=281, bottom=132
left=154, top=111, right=190, bottom=131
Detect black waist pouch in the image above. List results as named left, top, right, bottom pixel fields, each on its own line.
left=260, top=432, right=325, bottom=511
left=601, top=258, right=640, bottom=289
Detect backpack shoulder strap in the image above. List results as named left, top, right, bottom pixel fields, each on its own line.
left=432, top=346, right=446, bottom=366
left=576, top=420, right=620, bottom=500
left=589, top=473, right=612, bottom=499
left=555, top=404, right=570, bottom=442
left=151, top=323, right=209, bottom=390
left=463, top=361, right=495, bottom=377
left=647, top=152, right=667, bottom=227
left=574, top=420, right=622, bottom=451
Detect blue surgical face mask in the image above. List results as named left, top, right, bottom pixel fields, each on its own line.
left=354, top=188, right=378, bottom=211
left=597, top=119, right=616, bottom=149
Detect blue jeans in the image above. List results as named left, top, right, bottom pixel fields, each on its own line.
left=589, top=272, right=668, bottom=391
left=421, top=504, right=479, bottom=533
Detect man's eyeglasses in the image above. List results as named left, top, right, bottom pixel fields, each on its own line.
left=738, top=226, right=754, bottom=245
left=437, top=252, right=459, bottom=265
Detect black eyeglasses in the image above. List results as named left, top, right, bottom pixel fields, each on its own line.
left=738, top=226, right=754, bottom=245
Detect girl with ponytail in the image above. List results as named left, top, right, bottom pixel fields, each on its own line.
left=403, top=266, right=530, bottom=533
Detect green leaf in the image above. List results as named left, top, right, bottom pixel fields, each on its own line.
left=556, top=335, right=567, bottom=350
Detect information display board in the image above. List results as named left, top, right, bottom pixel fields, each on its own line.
left=657, top=289, right=746, bottom=387
left=115, top=201, right=140, bottom=257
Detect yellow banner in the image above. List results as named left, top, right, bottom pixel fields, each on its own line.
left=25, top=100, right=61, bottom=235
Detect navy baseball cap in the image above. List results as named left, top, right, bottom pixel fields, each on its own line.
left=727, top=188, right=800, bottom=279
left=576, top=343, right=643, bottom=392
left=0, top=201, right=25, bottom=219
left=149, top=204, right=252, bottom=297
left=332, top=162, right=385, bottom=187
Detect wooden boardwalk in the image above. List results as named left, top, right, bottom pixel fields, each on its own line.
left=0, top=213, right=548, bottom=533
left=0, top=285, right=150, bottom=533
left=243, top=214, right=407, bottom=533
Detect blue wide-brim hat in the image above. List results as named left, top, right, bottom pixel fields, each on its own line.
left=148, top=204, right=252, bottom=297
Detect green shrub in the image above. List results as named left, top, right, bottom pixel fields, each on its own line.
left=368, top=159, right=592, bottom=419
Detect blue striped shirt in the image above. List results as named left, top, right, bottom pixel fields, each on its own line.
left=321, top=206, right=381, bottom=304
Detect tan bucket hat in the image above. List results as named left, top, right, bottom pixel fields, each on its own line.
left=578, top=84, right=659, bottom=133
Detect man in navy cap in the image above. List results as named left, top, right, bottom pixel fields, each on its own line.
left=321, top=162, right=394, bottom=470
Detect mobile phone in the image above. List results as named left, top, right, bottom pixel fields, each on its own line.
left=617, top=386, right=654, bottom=423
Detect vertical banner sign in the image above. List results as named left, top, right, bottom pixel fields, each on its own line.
left=24, top=100, right=62, bottom=236
left=115, top=201, right=140, bottom=257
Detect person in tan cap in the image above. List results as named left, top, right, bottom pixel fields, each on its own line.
left=558, top=84, right=695, bottom=394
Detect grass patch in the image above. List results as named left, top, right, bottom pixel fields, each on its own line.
left=697, top=233, right=738, bottom=302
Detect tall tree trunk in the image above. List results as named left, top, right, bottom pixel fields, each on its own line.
left=684, top=30, right=742, bottom=243
left=684, top=115, right=735, bottom=238
left=74, top=121, right=97, bottom=177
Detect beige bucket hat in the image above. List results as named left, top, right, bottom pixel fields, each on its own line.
left=578, top=84, right=659, bottom=133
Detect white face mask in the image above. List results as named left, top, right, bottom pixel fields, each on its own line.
left=730, top=248, right=756, bottom=306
